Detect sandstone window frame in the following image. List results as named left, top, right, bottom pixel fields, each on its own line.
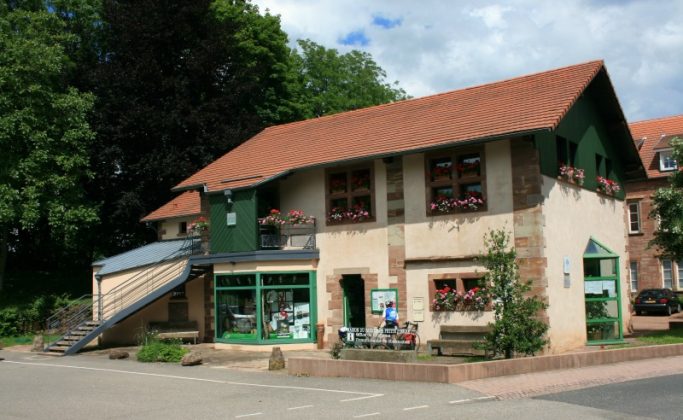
left=325, top=165, right=376, bottom=225
left=424, top=147, right=487, bottom=216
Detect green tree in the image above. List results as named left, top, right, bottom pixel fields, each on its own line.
left=0, top=5, right=98, bottom=292
left=291, top=39, right=408, bottom=118
left=478, top=229, right=548, bottom=359
left=88, top=0, right=300, bottom=255
left=650, top=137, right=683, bottom=260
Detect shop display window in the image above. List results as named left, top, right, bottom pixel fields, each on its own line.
left=214, top=272, right=315, bottom=343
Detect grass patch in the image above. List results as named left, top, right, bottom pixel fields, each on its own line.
left=137, top=339, right=188, bottom=363
left=416, top=353, right=433, bottom=361
left=0, top=334, right=61, bottom=348
left=636, top=329, right=683, bottom=345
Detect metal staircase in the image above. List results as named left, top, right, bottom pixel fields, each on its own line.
left=44, top=236, right=209, bottom=355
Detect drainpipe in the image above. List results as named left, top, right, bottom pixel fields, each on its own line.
left=95, top=274, right=103, bottom=322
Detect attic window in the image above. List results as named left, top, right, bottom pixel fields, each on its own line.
left=659, top=150, right=677, bottom=172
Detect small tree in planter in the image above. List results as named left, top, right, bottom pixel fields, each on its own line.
left=477, top=229, right=548, bottom=359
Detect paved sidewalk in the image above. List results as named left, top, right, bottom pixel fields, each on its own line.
left=458, top=354, right=683, bottom=400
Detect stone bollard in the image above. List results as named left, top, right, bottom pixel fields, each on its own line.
left=268, top=346, right=285, bottom=370
left=31, top=335, right=44, bottom=352
left=316, top=323, right=325, bottom=349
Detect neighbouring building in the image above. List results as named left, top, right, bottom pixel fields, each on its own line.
left=46, top=60, right=646, bottom=356
left=626, top=115, right=683, bottom=295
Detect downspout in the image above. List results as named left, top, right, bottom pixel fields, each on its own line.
left=95, top=274, right=103, bottom=322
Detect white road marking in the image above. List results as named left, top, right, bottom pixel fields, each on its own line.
left=353, top=413, right=380, bottom=418
left=340, top=394, right=384, bottom=402
left=449, top=396, right=497, bottom=404
left=287, top=405, right=313, bottom=410
left=235, top=413, right=262, bottom=418
left=402, top=405, right=429, bottom=410
left=1, top=360, right=382, bottom=400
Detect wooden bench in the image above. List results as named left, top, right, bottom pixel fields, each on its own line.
left=428, top=325, right=490, bottom=357
left=148, top=321, right=200, bottom=344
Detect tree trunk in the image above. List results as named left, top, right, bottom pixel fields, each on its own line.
left=0, top=228, right=7, bottom=293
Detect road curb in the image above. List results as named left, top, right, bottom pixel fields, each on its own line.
left=288, top=343, right=683, bottom=383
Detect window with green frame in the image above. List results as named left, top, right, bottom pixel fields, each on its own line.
left=215, top=272, right=316, bottom=343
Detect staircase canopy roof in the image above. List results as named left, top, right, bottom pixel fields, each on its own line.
left=92, top=238, right=199, bottom=276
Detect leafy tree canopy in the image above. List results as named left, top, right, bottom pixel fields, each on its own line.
left=0, top=4, right=97, bottom=291
left=89, top=0, right=300, bottom=255
left=291, top=39, right=408, bottom=118
left=650, top=137, right=683, bottom=260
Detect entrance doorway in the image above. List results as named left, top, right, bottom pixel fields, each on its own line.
left=342, top=275, right=366, bottom=328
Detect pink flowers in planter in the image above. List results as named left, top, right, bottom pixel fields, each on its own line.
left=559, top=164, right=585, bottom=185
left=596, top=176, right=620, bottom=195
left=326, top=204, right=370, bottom=223
left=431, top=286, right=490, bottom=312
left=430, top=192, right=485, bottom=213
left=188, top=216, right=209, bottom=233
left=260, top=209, right=315, bottom=226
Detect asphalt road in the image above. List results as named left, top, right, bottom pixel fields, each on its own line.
left=0, top=350, right=676, bottom=419
left=537, top=374, right=683, bottom=419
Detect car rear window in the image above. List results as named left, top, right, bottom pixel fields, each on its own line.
left=638, top=290, right=666, bottom=299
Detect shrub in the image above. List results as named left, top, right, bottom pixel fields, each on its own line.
left=476, top=229, right=548, bottom=359
left=0, top=307, right=21, bottom=337
left=329, top=341, right=343, bottom=360
left=137, top=339, right=188, bottom=363
left=0, top=293, right=77, bottom=337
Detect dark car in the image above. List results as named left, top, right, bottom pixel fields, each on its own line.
left=634, top=288, right=681, bottom=316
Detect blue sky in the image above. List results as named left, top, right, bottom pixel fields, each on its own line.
left=254, top=0, right=683, bottom=122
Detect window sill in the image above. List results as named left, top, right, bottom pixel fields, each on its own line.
left=326, top=218, right=376, bottom=227
left=628, top=232, right=644, bottom=236
left=428, top=207, right=487, bottom=217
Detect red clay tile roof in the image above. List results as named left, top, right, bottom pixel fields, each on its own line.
left=175, top=60, right=606, bottom=193
left=141, top=191, right=201, bottom=222
left=629, top=115, right=683, bottom=179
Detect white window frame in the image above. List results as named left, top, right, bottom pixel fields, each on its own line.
left=662, top=259, right=673, bottom=289
left=629, top=261, right=638, bottom=293
left=628, top=202, right=641, bottom=234
left=678, top=260, right=683, bottom=289
left=659, top=150, right=677, bottom=172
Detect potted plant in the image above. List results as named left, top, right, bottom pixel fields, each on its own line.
left=461, top=287, right=490, bottom=311
left=188, top=217, right=209, bottom=233
left=596, top=176, right=620, bottom=195
left=559, top=164, right=585, bottom=186
left=431, top=285, right=461, bottom=311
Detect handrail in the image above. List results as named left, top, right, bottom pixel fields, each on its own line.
left=45, top=294, right=92, bottom=331
left=44, top=234, right=202, bottom=349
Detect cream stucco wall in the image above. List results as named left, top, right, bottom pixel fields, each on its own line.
left=542, top=176, right=631, bottom=353
left=278, top=161, right=393, bottom=328
left=159, top=216, right=195, bottom=240
left=273, top=143, right=515, bottom=343
left=98, top=276, right=205, bottom=345
left=403, top=140, right=515, bottom=259
left=92, top=259, right=205, bottom=345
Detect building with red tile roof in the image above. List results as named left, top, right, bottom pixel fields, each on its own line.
left=626, top=115, right=683, bottom=297
left=92, top=61, right=645, bottom=356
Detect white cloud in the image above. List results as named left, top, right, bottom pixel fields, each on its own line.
left=254, top=0, right=683, bottom=121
